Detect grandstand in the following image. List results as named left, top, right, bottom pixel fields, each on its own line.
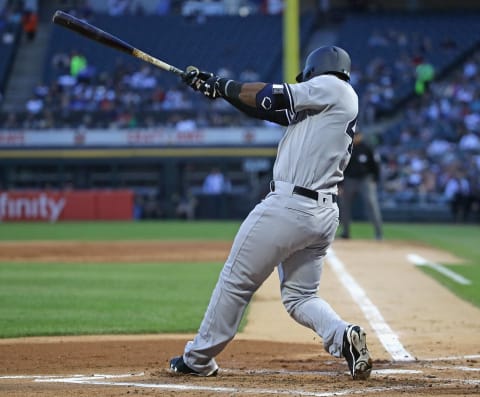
left=0, top=0, right=479, bottom=222
left=0, top=0, right=21, bottom=98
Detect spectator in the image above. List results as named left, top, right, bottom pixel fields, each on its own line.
left=128, top=66, right=157, bottom=90
left=459, top=130, right=480, bottom=152
left=25, top=95, right=43, bottom=114
left=202, top=167, right=231, bottom=195
left=70, top=51, right=87, bottom=77
left=174, top=191, right=197, bottom=220
left=21, top=9, right=37, bottom=42
left=202, top=167, right=231, bottom=219
left=415, top=58, right=435, bottom=95
left=444, top=171, right=472, bottom=222
left=52, top=51, right=71, bottom=73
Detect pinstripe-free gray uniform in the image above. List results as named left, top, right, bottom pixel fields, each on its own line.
left=183, top=74, right=358, bottom=375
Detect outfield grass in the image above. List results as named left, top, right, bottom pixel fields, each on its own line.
left=0, top=221, right=478, bottom=338
left=0, top=262, right=222, bottom=338
left=0, top=221, right=241, bottom=241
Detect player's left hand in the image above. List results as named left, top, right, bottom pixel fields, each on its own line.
left=182, top=66, right=214, bottom=92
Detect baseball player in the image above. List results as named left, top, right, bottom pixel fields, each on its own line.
left=169, top=46, right=372, bottom=380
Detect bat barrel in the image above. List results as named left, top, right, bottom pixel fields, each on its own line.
left=52, top=10, right=135, bottom=56
left=52, top=10, right=184, bottom=76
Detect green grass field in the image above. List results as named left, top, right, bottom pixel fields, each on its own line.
left=0, top=262, right=222, bottom=338
left=0, top=221, right=478, bottom=338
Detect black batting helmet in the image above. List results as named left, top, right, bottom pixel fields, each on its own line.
left=296, top=46, right=351, bottom=83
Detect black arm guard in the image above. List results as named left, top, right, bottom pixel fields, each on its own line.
left=223, top=96, right=290, bottom=126
left=216, top=79, right=291, bottom=126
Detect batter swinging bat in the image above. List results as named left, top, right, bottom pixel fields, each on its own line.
left=51, top=10, right=187, bottom=77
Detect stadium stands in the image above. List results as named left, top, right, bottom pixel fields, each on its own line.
left=337, top=12, right=480, bottom=122
left=377, top=48, right=480, bottom=222
left=1, top=11, right=312, bottom=128
left=0, top=8, right=22, bottom=98
left=44, top=14, right=286, bottom=85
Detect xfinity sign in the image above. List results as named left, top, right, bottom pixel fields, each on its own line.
left=0, top=193, right=65, bottom=222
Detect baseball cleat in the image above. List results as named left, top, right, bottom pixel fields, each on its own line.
left=342, top=325, right=372, bottom=380
left=169, top=355, right=218, bottom=377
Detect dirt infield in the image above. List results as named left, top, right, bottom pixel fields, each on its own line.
left=1, top=239, right=479, bottom=396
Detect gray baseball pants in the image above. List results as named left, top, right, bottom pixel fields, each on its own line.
left=183, top=181, right=349, bottom=375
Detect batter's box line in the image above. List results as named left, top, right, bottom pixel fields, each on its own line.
left=0, top=372, right=144, bottom=381
left=221, top=368, right=423, bottom=376
left=420, top=353, right=480, bottom=362
left=31, top=377, right=480, bottom=397
left=3, top=371, right=480, bottom=396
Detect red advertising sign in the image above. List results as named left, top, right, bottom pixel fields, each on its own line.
left=0, top=190, right=133, bottom=222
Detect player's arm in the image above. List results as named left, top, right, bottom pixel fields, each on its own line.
left=182, top=68, right=293, bottom=126
left=222, top=82, right=292, bottom=126
left=218, top=80, right=294, bottom=126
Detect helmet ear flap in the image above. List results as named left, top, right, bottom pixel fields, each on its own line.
left=295, top=72, right=303, bottom=83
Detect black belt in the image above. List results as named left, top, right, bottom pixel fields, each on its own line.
left=271, top=181, right=337, bottom=203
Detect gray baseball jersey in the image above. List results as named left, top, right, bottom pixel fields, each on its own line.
left=274, top=74, right=358, bottom=192
left=181, top=75, right=359, bottom=376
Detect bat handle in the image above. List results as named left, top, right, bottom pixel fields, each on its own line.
left=170, top=66, right=186, bottom=77
left=132, top=48, right=185, bottom=77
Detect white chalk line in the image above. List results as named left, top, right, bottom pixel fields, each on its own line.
left=222, top=368, right=422, bottom=376
left=31, top=376, right=480, bottom=396
left=4, top=373, right=418, bottom=397
left=326, top=249, right=414, bottom=362
left=406, top=253, right=471, bottom=285
left=3, top=361, right=478, bottom=381
left=3, top=368, right=479, bottom=396
left=432, top=366, right=480, bottom=372
left=0, top=368, right=420, bottom=382
left=421, top=353, right=480, bottom=361
left=33, top=378, right=422, bottom=397
left=0, top=373, right=144, bottom=380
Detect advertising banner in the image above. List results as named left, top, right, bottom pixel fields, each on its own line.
left=0, top=190, right=134, bottom=222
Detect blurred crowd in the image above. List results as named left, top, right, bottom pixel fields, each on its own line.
left=0, top=1, right=32, bottom=44
left=58, top=0, right=286, bottom=19
left=354, top=28, right=455, bottom=127
left=377, top=50, right=480, bottom=222
left=9, top=55, right=264, bottom=130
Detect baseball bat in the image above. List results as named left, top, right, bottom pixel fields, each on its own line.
left=51, top=10, right=185, bottom=77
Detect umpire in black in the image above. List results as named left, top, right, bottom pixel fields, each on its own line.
left=339, top=131, right=383, bottom=240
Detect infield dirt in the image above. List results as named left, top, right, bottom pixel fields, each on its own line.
left=0, top=239, right=479, bottom=396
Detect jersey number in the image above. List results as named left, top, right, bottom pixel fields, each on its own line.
left=346, top=117, right=357, bottom=154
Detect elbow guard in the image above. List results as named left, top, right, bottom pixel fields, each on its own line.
left=255, top=84, right=290, bottom=111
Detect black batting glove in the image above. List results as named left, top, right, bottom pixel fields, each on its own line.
left=198, top=75, right=222, bottom=99
left=182, top=66, right=214, bottom=92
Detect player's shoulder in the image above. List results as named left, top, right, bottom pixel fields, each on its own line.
left=296, top=75, right=355, bottom=95
left=308, top=74, right=348, bottom=87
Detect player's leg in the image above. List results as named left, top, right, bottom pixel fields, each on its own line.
left=278, top=203, right=347, bottom=356
left=279, top=249, right=348, bottom=357
left=175, top=194, right=313, bottom=375
left=278, top=204, right=372, bottom=379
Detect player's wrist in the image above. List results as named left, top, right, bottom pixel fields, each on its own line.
left=217, top=78, right=242, bottom=99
